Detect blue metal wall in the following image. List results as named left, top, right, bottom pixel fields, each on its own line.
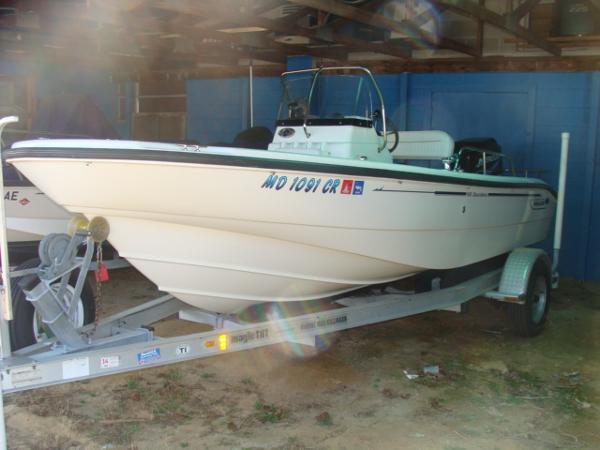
left=403, top=72, right=597, bottom=280
left=187, top=76, right=281, bottom=144
left=186, top=71, right=600, bottom=280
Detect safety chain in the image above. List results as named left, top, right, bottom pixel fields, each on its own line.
left=90, top=242, right=104, bottom=336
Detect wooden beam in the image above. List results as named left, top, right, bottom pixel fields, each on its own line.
left=113, top=56, right=600, bottom=81
left=510, top=0, right=543, bottom=21
left=28, top=1, right=160, bottom=61
left=350, top=55, right=600, bottom=73
left=274, top=7, right=313, bottom=26
left=5, top=0, right=305, bottom=70
left=311, top=26, right=411, bottom=59
left=476, top=0, right=485, bottom=57
left=249, top=0, right=288, bottom=15
left=287, top=0, right=479, bottom=57
left=0, top=24, right=148, bottom=64
left=86, top=1, right=287, bottom=66
left=435, top=0, right=561, bottom=56
left=329, top=0, right=389, bottom=30
left=192, top=42, right=287, bottom=65
left=0, top=41, right=151, bottom=72
left=187, top=0, right=286, bottom=31
left=411, top=5, right=447, bottom=27
left=152, top=0, right=411, bottom=59
left=0, top=23, right=274, bottom=70
left=288, top=0, right=432, bottom=42
left=110, top=1, right=344, bottom=63
left=164, top=14, right=348, bottom=63
left=113, top=64, right=285, bottom=82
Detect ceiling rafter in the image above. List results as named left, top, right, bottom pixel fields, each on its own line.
left=269, top=6, right=312, bottom=26
left=287, top=0, right=480, bottom=57
left=186, top=0, right=287, bottom=31
left=153, top=19, right=291, bottom=65
left=476, top=0, right=485, bottom=57
left=434, top=0, right=561, bottom=56
left=7, top=0, right=286, bottom=69
left=509, top=0, right=543, bottom=21
left=112, top=54, right=600, bottom=82
left=359, top=55, right=600, bottom=72
left=150, top=0, right=412, bottom=59
left=85, top=1, right=289, bottom=66
left=410, top=5, right=448, bottom=27
left=329, top=0, right=390, bottom=30
left=113, top=64, right=284, bottom=82
left=130, top=1, right=347, bottom=66
left=1, top=0, right=595, bottom=78
left=162, top=8, right=349, bottom=62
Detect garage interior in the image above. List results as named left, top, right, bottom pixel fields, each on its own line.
left=1, top=0, right=599, bottom=448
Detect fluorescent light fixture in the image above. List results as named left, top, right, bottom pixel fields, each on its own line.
left=217, top=26, right=267, bottom=33
left=274, top=35, right=310, bottom=45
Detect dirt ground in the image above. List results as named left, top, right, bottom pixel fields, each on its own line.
left=4, top=267, right=600, bottom=450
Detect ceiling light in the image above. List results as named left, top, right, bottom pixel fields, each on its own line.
left=217, top=26, right=267, bottom=33
left=274, top=35, right=310, bottom=45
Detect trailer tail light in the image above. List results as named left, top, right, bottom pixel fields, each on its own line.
left=218, top=334, right=228, bottom=351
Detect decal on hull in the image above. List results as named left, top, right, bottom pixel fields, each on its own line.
left=261, top=174, right=364, bottom=196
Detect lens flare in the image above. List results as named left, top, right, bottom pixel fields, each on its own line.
left=237, top=298, right=338, bottom=358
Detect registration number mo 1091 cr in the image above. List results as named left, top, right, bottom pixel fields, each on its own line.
left=261, top=174, right=364, bottom=196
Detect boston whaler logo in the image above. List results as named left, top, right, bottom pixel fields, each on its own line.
left=261, top=173, right=364, bottom=195
left=278, top=128, right=295, bottom=138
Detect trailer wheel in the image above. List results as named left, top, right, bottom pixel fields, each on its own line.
left=508, top=260, right=550, bottom=337
left=9, top=258, right=96, bottom=350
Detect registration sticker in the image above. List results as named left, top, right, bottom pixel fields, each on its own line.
left=100, top=356, right=120, bottom=369
left=175, top=344, right=190, bottom=357
left=137, top=348, right=161, bottom=366
left=340, top=180, right=353, bottom=194
left=10, top=366, right=42, bottom=388
left=352, top=181, right=364, bottom=195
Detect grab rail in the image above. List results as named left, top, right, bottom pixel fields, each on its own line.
left=452, top=147, right=516, bottom=176
left=281, top=66, right=388, bottom=152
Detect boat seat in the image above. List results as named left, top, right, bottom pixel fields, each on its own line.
left=232, top=126, right=274, bottom=150
left=390, top=131, right=454, bottom=161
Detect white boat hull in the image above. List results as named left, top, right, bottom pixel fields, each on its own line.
left=8, top=142, right=556, bottom=313
left=4, top=186, right=71, bottom=243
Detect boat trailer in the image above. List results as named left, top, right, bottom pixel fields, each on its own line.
left=0, top=240, right=554, bottom=394
left=0, top=116, right=570, bottom=449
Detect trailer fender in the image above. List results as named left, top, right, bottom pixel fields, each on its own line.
left=496, top=248, right=552, bottom=302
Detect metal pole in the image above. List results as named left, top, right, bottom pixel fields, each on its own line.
left=0, top=115, right=18, bottom=450
left=249, top=61, right=254, bottom=128
left=483, top=152, right=487, bottom=175
left=0, top=117, right=18, bottom=347
left=552, top=132, right=569, bottom=286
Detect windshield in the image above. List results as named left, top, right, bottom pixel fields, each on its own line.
left=277, top=71, right=378, bottom=122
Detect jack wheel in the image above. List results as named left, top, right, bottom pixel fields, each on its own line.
left=508, top=260, right=550, bottom=337
left=9, top=258, right=96, bottom=350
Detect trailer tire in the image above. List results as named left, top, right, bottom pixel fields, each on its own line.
left=508, top=260, right=550, bottom=337
left=9, top=258, right=96, bottom=350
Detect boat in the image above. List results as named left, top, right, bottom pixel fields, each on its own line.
left=3, top=164, right=72, bottom=262
left=4, top=67, right=556, bottom=313
left=2, top=98, right=119, bottom=262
